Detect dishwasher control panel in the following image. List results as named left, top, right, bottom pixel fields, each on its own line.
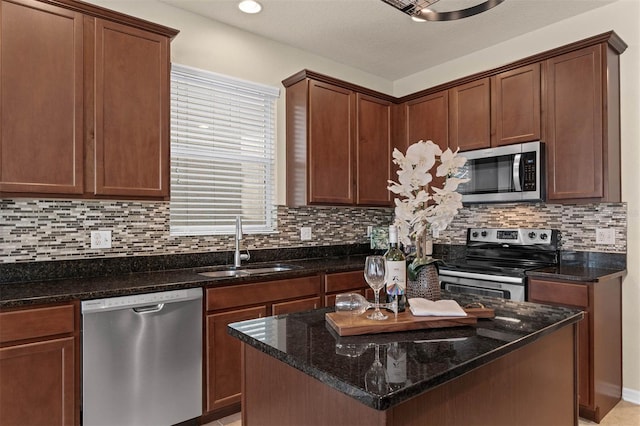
left=81, top=288, right=201, bottom=313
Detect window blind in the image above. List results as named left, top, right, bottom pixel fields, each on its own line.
left=170, top=64, right=279, bottom=236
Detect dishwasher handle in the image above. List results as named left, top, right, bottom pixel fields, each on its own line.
left=133, top=303, right=165, bottom=314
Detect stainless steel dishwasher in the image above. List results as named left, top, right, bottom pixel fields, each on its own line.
left=81, top=288, right=202, bottom=426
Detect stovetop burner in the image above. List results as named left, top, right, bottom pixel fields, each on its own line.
left=439, top=228, right=559, bottom=278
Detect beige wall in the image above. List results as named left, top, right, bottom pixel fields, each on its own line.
left=89, top=0, right=639, bottom=400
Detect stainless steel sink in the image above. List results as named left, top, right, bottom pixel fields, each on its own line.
left=198, top=264, right=299, bottom=278
left=199, top=269, right=251, bottom=278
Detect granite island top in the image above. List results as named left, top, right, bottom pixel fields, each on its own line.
left=227, top=291, right=584, bottom=411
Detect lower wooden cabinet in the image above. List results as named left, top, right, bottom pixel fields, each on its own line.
left=206, top=306, right=267, bottom=414
left=0, top=303, right=78, bottom=426
left=324, top=269, right=373, bottom=306
left=528, top=276, right=622, bottom=423
left=204, top=275, right=321, bottom=420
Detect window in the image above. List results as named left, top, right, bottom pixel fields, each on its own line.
left=170, top=64, right=279, bottom=236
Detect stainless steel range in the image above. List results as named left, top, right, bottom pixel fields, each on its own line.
left=438, top=228, right=559, bottom=302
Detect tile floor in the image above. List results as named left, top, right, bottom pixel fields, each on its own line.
left=208, top=400, right=639, bottom=426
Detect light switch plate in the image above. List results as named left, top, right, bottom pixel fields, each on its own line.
left=595, top=228, right=615, bottom=245
left=91, top=230, right=112, bottom=249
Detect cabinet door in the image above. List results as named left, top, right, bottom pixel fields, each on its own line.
left=405, top=90, right=449, bottom=191
left=528, top=279, right=591, bottom=408
left=0, top=0, right=83, bottom=195
left=308, top=80, right=354, bottom=205
left=491, top=63, right=541, bottom=146
left=405, top=90, right=449, bottom=151
left=545, top=45, right=604, bottom=201
left=356, top=94, right=392, bottom=206
left=0, top=337, right=75, bottom=426
left=94, top=19, right=169, bottom=198
left=449, top=78, right=491, bottom=152
left=206, top=306, right=267, bottom=413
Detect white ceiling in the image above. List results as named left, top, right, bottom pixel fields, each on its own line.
left=160, top=0, right=617, bottom=80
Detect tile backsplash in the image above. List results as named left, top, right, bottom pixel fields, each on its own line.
left=0, top=199, right=626, bottom=263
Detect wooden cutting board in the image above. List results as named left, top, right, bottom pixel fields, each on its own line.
left=325, top=307, right=494, bottom=336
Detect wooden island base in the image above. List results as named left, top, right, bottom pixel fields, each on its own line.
left=241, top=324, right=578, bottom=426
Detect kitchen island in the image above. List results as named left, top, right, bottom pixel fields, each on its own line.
left=228, top=293, right=584, bottom=426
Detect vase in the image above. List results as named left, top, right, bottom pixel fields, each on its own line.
left=407, top=263, right=440, bottom=301
left=415, top=231, right=433, bottom=258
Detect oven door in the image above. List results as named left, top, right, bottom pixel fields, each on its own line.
left=439, top=273, right=525, bottom=302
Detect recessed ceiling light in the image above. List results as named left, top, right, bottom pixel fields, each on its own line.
left=238, top=0, right=262, bottom=14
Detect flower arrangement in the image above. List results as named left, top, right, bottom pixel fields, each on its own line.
left=387, top=140, right=469, bottom=253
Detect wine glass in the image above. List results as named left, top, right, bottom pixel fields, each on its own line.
left=335, top=293, right=397, bottom=316
left=364, top=344, right=389, bottom=394
left=364, top=255, right=387, bottom=320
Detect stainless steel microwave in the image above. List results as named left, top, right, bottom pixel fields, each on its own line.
left=454, top=141, right=544, bottom=204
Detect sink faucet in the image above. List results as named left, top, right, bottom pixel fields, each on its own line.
left=234, top=216, right=250, bottom=268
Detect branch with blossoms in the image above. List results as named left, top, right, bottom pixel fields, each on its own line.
left=387, top=140, right=469, bottom=248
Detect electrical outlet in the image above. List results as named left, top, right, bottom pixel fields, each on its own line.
left=300, top=227, right=312, bottom=241
left=595, top=228, right=615, bottom=245
left=91, top=230, right=112, bottom=249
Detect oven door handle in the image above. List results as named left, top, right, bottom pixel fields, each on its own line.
left=438, top=270, right=524, bottom=284
left=513, top=153, right=522, bottom=192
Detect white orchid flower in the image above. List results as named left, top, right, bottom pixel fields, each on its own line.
left=443, top=176, right=470, bottom=192
left=387, top=139, right=469, bottom=249
left=436, top=148, right=467, bottom=177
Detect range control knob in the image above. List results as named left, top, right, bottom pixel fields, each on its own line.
left=481, top=231, right=488, bottom=237
left=540, top=233, right=548, bottom=240
left=472, top=231, right=479, bottom=238
left=528, top=232, right=537, bottom=239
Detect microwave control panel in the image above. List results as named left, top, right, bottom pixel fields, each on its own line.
left=522, top=151, right=537, bottom=191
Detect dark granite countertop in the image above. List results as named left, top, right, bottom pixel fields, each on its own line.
left=227, top=291, right=583, bottom=411
left=0, top=255, right=369, bottom=309
left=526, top=251, right=626, bottom=282
left=1, top=245, right=625, bottom=309
left=526, top=264, right=626, bottom=282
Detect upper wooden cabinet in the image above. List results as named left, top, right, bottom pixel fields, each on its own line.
left=404, top=90, right=449, bottom=151
left=449, top=77, right=492, bottom=152
left=93, top=19, right=170, bottom=197
left=544, top=42, right=622, bottom=203
left=307, top=80, right=354, bottom=205
left=0, top=0, right=84, bottom=195
left=491, top=63, right=541, bottom=146
left=356, top=94, right=393, bottom=206
left=284, top=71, right=394, bottom=207
left=0, top=0, right=178, bottom=200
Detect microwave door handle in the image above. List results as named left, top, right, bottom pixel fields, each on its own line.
left=513, top=153, right=522, bottom=192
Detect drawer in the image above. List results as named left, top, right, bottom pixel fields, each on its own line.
left=324, top=270, right=367, bottom=293
left=272, top=297, right=321, bottom=315
left=207, top=275, right=321, bottom=311
left=0, top=304, right=75, bottom=344
left=528, top=279, right=589, bottom=308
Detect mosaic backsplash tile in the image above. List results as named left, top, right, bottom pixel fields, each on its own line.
left=0, top=199, right=626, bottom=263
left=0, top=200, right=392, bottom=263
